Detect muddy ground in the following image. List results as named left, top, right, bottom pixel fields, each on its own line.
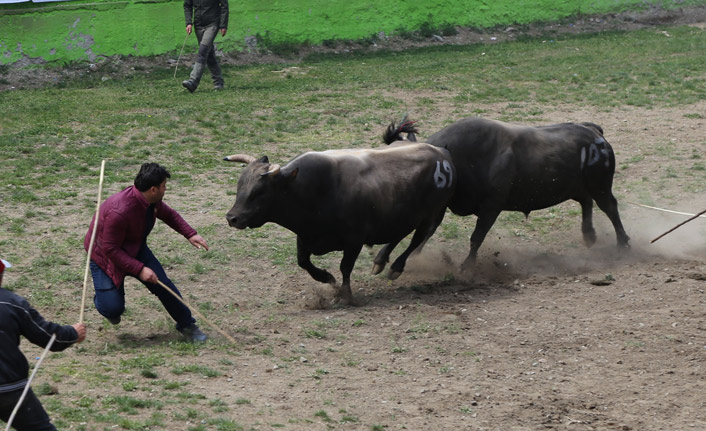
left=3, top=6, right=706, bottom=431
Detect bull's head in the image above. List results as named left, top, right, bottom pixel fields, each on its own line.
left=223, top=154, right=296, bottom=229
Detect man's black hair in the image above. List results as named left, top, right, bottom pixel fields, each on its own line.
left=134, top=163, right=171, bottom=192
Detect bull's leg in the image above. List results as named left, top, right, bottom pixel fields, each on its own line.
left=462, top=210, right=501, bottom=271
left=389, top=210, right=446, bottom=279
left=593, top=193, right=631, bottom=249
left=339, top=246, right=363, bottom=305
left=296, top=237, right=336, bottom=285
left=578, top=196, right=597, bottom=247
left=372, top=240, right=402, bottom=275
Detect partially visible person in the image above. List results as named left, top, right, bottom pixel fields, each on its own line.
left=0, top=258, right=87, bottom=431
left=182, top=0, right=229, bottom=92
left=85, top=162, right=209, bottom=342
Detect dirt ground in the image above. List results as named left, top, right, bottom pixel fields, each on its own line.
left=4, top=6, right=706, bottom=431
left=16, top=101, right=700, bottom=431
left=174, top=104, right=704, bottom=431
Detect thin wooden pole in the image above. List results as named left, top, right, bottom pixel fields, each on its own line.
left=80, top=160, right=106, bottom=323
left=651, top=208, right=706, bottom=243
left=156, top=280, right=238, bottom=345
left=5, top=334, right=56, bottom=431
left=628, top=201, right=706, bottom=218
left=174, top=33, right=189, bottom=80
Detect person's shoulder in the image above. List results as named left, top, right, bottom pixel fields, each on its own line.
left=0, top=287, right=30, bottom=309
left=105, top=186, right=140, bottom=212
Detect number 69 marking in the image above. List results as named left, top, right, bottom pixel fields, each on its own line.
left=434, top=160, right=453, bottom=188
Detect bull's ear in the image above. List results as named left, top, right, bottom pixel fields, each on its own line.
left=279, top=166, right=298, bottom=180
left=261, top=164, right=281, bottom=177
left=258, top=156, right=269, bottom=164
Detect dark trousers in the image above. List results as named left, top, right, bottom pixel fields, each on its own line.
left=194, top=23, right=223, bottom=85
left=90, top=245, right=195, bottom=331
left=0, top=388, right=56, bottom=431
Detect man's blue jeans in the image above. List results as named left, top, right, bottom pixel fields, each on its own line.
left=90, top=245, right=195, bottom=331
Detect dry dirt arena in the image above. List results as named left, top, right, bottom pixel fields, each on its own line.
left=5, top=9, right=705, bottom=431
left=189, top=105, right=704, bottom=431
left=37, top=103, right=702, bottom=431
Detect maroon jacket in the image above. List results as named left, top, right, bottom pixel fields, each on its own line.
left=84, top=186, right=197, bottom=287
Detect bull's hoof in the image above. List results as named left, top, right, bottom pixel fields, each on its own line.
left=343, top=297, right=361, bottom=306
left=332, top=293, right=359, bottom=307
left=372, top=263, right=385, bottom=275
left=387, top=270, right=402, bottom=280
left=618, top=242, right=631, bottom=251
left=583, top=231, right=597, bottom=248
left=459, top=257, right=476, bottom=274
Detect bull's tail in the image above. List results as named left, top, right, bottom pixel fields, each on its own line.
left=383, top=114, right=419, bottom=144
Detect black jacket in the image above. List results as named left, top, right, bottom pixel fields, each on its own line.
left=184, top=0, right=229, bottom=29
left=0, top=288, right=78, bottom=392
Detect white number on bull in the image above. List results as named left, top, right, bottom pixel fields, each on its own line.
left=434, top=160, right=453, bottom=188
left=580, top=137, right=610, bottom=170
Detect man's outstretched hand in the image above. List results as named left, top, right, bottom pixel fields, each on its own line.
left=189, top=234, right=209, bottom=251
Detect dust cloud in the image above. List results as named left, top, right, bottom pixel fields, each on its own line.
left=404, top=205, right=704, bottom=285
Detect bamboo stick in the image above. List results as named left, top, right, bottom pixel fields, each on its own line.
left=80, top=160, right=106, bottom=323
left=156, top=279, right=238, bottom=345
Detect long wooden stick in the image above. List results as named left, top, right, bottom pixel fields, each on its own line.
left=80, top=160, right=106, bottom=323
left=156, top=279, right=238, bottom=345
left=5, top=333, right=56, bottom=431
left=173, top=32, right=189, bottom=79
left=651, top=208, right=706, bottom=243
left=628, top=201, right=706, bottom=218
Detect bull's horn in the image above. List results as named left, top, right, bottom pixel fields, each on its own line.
left=261, top=164, right=281, bottom=176
left=224, top=154, right=256, bottom=164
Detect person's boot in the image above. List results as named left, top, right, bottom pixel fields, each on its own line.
left=179, top=323, right=208, bottom=342
left=182, top=62, right=205, bottom=93
left=211, top=62, right=224, bottom=90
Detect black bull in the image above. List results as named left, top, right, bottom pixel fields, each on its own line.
left=388, top=117, right=630, bottom=267
left=224, top=144, right=455, bottom=304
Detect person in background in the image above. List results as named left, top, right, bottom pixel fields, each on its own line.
left=85, top=162, right=210, bottom=342
left=0, top=258, right=87, bottom=431
left=182, top=0, right=229, bottom=92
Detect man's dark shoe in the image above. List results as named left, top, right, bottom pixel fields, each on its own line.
left=214, top=84, right=224, bottom=91
left=182, top=80, right=196, bottom=93
left=179, top=324, right=207, bottom=342
left=107, top=315, right=121, bottom=325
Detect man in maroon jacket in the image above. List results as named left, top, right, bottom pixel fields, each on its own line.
left=85, top=163, right=209, bottom=342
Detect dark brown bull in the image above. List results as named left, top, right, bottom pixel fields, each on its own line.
left=224, top=143, right=455, bottom=304
left=385, top=117, right=630, bottom=268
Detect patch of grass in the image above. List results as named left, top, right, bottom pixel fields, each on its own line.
left=313, top=410, right=334, bottom=422
left=171, top=364, right=221, bottom=377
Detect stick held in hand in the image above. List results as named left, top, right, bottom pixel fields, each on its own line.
left=80, top=160, right=106, bottom=323
left=155, top=279, right=238, bottom=345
